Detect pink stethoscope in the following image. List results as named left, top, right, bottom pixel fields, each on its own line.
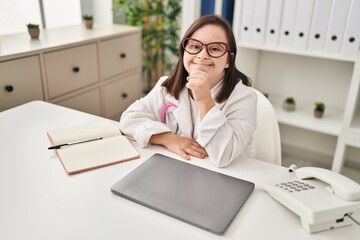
left=161, top=102, right=178, bottom=123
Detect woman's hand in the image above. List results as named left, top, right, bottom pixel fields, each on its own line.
left=150, top=132, right=208, bottom=160
left=186, top=69, right=215, bottom=120
left=186, top=69, right=212, bottom=102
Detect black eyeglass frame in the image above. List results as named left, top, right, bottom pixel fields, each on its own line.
left=181, top=37, right=231, bottom=58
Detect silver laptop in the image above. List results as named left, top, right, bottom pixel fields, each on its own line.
left=111, top=153, right=254, bottom=235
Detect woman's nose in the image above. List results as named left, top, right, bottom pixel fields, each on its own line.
left=196, top=46, right=210, bottom=59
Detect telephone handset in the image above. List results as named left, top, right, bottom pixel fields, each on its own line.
left=295, top=167, right=360, bottom=201
left=261, top=166, right=360, bottom=233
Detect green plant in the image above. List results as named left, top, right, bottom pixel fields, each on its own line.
left=27, top=23, right=39, bottom=29
left=114, top=0, right=181, bottom=93
left=83, top=14, right=93, bottom=20
left=314, top=102, right=325, bottom=112
left=285, top=97, right=295, bottom=104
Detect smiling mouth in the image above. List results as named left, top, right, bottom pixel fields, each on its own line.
left=193, top=62, right=212, bottom=67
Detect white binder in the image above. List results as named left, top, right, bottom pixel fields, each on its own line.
left=265, top=0, right=283, bottom=47
left=341, top=0, right=360, bottom=58
left=239, top=0, right=255, bottom=43
left=251, top=0, right=269, bottom=46
left=307, top=0, right=332, bottom=53
left=292, top=0, right=315, bottom=51
left=278, top=0, right=298, bottom=49
left=324, top=0, right=352, bottom=55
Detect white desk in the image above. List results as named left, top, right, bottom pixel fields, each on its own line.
left=1, top=101, right=359, bottom=240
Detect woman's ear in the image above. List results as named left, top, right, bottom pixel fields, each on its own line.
left=230, top=53, right=235, bottom=60
left=225, top=53, right=234, bottom=68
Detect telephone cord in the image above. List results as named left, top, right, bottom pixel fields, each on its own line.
left=345, top=213, right=360, bottom=226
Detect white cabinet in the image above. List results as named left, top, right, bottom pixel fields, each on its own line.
left=54, top=87, right=102, bottom=116
left=0, top=56, right=44, bottom=110
left=101, top=34, right=141, bottom=79
left=44, top=43, right=99, bottom=99
left=0, top=24, right=142, bottom=120
left=233, top=0, right=360, bottom=178
left=103, top=71, right=142, bottom=119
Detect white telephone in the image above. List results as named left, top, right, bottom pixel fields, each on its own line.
left=261, top=166, right=360, bottom=233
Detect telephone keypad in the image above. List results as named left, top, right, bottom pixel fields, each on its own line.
left=275, top=180, right=315, bottom=193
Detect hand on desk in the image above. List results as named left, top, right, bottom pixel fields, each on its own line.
left=150, top=132, right=208, bottom=160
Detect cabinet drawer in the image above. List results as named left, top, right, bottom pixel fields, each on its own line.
left=54, top=88, right=102, bottom=116
left=0, top=56, right=43, bottom=111
left=103, top=72, right=142, bottom=118
left=101, top=34, right=141, bottom=79
left=45, top=43, right=99, bottom=99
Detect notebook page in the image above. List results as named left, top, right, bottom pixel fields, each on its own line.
left=48, top=121, right=121, bottom=145
left=57, top=135, right=139, bottom=174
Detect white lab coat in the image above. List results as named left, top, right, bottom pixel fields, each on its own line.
left=119, top=76, right=257, bottom=167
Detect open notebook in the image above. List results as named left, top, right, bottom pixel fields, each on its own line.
left=47, top=121, right=139, bottom=174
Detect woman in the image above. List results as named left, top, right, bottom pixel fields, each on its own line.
left=119, top=15, right=257, bottom=167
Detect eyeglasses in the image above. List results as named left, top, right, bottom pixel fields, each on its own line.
left=182, top=37, right=230, bottom=58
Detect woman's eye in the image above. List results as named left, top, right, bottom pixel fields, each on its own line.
left=209, top=47, right=221, bottom=52
left=209, top=46, right=221, bottom=52
left=190, top=43, right=201, bottom=49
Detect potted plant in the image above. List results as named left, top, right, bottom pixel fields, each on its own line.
left=83, top=13, right=93, bottom=29
left=27, top=23, right=40, bottom=39
left=314, top=102, right=325, bottom=118
left=283, top=97, right=296, bottom=111
left=114, top=0, right=181, bottom=93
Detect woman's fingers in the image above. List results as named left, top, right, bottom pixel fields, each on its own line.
left=183, top=142, right=208, bottom=159
left=179, top=151, right=191, bottom=160
left=162, top=133, right=208, bottom=160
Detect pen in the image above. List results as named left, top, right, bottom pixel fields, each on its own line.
left=48, top=137, right=103, bottom=150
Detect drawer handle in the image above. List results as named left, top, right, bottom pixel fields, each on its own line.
left=119, top=53, right=127, bottom=59
left=72, top=66, right=80, bottom=73
left=121, top=92, right=128, bottom=98
left=5, top=85, right=14, bottom=93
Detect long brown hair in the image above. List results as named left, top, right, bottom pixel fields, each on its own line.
left=162, top=14, right=251, bottom=102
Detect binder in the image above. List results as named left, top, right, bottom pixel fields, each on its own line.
left=239, top=0, right=255, bottom=43
left=341, top=0, right=360, bottom=58
left=307, top=0, right=332, bottom=53
left=264, top=0, right=284, bottom=47
left=324, top=0, right=352, bottom=55
left=251, top=0, right=269, bottom=46
left=222, top=0, right=235, bottom=26
left=200, top=0, right=215, bottom=16
left=278, top=0, right=298, bottom=49
left=292, top=0, right=315, bottom=51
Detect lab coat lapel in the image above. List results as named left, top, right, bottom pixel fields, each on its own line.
left=212, top=80, right=226, bottom=110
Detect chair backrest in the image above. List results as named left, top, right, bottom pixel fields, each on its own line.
left=253, top=88, right=282, bottom=165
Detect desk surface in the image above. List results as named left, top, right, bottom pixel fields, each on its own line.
left=1, top=101, right=359, bottom=240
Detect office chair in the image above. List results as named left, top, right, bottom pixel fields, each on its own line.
left=253, top=88, right=282, bottom=165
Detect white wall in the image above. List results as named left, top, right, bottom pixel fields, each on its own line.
left=181, top=0, right=200, bottom=38
left=92, top=0, right=113, bottom=24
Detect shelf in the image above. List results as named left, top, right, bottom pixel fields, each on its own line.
left=238, top=43, right=357, bottom=63
left=268, top=95, right=343, bottom=136
left=234, top=3, right=360, bottom=174
left=342, top=165, right=360, bottom=184
left=350, top=110, right=360, bottom=129
left=341, top=128, right=360, bottom=148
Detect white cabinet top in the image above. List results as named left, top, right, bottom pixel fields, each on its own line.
left=0, top=24, right=140, bottom=59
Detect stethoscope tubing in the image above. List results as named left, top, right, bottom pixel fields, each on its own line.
left=161, top=102, right=178, bottom=123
